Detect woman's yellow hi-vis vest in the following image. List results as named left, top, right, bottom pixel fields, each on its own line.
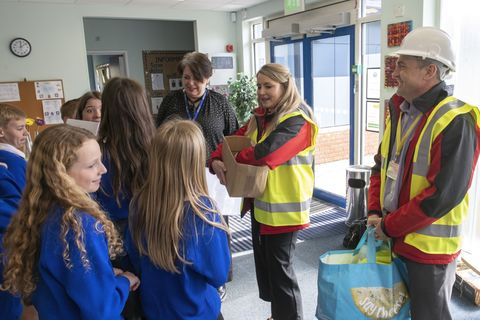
left=380, top=96, right=480, bottom=255
left=249, top=108, right=318, bottom=227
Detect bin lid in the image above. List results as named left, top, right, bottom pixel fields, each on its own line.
left=346, top=165, right=371, bottom=181
left=346, top=165, right=371, bottom=173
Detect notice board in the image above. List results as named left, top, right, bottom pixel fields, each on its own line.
left=0, top=79, right=64, bottom=136
left=142, top=50, right=189, bottom=114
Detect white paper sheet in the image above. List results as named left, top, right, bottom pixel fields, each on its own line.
left=35, top=81, right=64, bottom=100
left=66, top=118, right=100, bottom=136
left=151, top=97, right=164, bottom=114
left=151, top=73, right=165, bottom=91
left=42, top=99, right=63, bottom=124
left=205, top=168, right=242, bottom=216
left=169, top=78, right=183, bottom=90
left=0, top=83, right=20, bottom=102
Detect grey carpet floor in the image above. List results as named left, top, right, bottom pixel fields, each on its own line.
left=223, top=199, right=480, bottom=319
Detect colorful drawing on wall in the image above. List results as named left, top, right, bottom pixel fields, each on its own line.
left=387, top=20, right=412, bottom=47
left=384, top=56, right=398, bottom=88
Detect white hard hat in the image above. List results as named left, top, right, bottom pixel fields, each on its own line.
left=394, top=26, right=456, bottom=72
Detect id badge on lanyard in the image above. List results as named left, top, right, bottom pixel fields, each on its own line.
left=386, top=160, right=400, bottom=180
left=387, top=112, right=421, bottom=181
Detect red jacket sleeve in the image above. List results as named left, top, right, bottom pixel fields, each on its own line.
left=235, top=117, right=311, bottom=170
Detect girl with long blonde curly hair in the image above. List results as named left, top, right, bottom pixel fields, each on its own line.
left=128, top=119, right=230, bottom=320
left=1, top=124, right=139, bottom=319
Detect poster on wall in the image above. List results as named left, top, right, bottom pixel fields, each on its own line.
left=384, top=56, right=399, bottom=87
left=151, top=97, right=164, bottom=115
left=366, top=101, right=380, bottom=132
left=0, top=83, right=20, bottom=102
left=387, top=20, right=412, bottom=47
left=42, top=99, right=63, bottom=124
left=35, top=81, right=64, bottom=100
left=151, top=73, right=165, bottom=91
left=366, top=68, right=380, bottom=100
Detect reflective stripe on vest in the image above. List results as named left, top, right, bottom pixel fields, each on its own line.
left=379, top=96, right=480, bottom=255
left=285, top=154, right=314, bottom=166
left=412, top=97, right=466, bottom=177
left=250, top=107, right=318, bottom=227
left=255, top=198, right=312, bottom=213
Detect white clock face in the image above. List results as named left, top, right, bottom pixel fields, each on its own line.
left=10, top=38, right=31, bottom=57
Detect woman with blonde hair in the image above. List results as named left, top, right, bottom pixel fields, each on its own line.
left=210, top=63, right=318, bottom=320
left=1, top=124, right=139, bottom=319
left=128, top=119, right=231, bottom=320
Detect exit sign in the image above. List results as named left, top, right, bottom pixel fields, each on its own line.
left=284, top=0, right=305, bottom=15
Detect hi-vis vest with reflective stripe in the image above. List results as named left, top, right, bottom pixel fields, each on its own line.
left=380, top=96, right=480, bottom=255
left=248, top=108, right=318, bottom=227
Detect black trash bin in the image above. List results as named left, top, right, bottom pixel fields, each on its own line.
left=345, top=165, right=371, bottom=227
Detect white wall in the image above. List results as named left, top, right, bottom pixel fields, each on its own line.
left=84, top=18, right=195, bottom=89
left=379, top=0, right=440, bottom=131
left=0, top=2, right=235, bottom=99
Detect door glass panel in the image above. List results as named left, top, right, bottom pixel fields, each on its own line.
left=362, top=20, right=381, bottom=166
left=312, top=34, right=352, bottom=196
left=273, top=42, right=304, bottom=97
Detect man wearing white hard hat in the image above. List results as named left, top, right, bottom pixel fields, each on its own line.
left=367, top=26, right=480, bottom=320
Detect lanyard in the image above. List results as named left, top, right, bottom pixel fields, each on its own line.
left=184, top=90, right=208, bottom=121
left=394, top=112, right=421, bottom=158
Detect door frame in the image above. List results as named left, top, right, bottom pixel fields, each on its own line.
left=270, top=25, right=355, bottom=207
left=86, top=50, right=129, bottom=91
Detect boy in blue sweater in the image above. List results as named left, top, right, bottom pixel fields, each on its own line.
left=0, top=104, right=27, bottom=187
left=0, top=103, right=27, bottom=319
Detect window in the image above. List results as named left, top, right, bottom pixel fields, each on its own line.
left=441, top=0, right=480, bottom=258
left=251, top=22, right=266, bottom=74
left=361, top=0, right=382, bottom=17
left=361, top=20, right=381, bottom=165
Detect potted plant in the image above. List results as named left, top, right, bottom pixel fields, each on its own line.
left=227, top=73, right=257, bottom=125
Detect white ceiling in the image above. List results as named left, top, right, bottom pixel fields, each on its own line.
left=2, top=0, right=270, bottom=11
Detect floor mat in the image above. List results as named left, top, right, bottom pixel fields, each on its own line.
left=230, top=199, right=347, bottom=254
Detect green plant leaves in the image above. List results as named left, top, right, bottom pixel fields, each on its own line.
left=227, top=73, right=257, bottom=125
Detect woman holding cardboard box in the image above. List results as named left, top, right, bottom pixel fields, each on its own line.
left=210, top=63, right=318, bottom=320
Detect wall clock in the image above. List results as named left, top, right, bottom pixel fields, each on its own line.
left=10, top=38, right=31, bottom=57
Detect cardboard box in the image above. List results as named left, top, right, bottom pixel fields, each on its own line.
left=454, top=261, right=480, bottom=306
left=222, top=136, right=268, bottom=198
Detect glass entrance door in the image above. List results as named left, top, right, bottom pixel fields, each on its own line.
left=271, top=26, right=355, bottom=206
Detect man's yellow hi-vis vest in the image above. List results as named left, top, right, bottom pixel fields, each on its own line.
left=380, top=96, right=480, bottom=255
left=248, top=108, right=318, bottom=227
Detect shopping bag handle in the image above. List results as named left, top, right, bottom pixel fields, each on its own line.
left=353, top=226, right=385, bottom=263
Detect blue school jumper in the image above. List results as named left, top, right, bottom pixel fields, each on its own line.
left=31, top=208, right=130, bottom=320
left=96, top=154, right=130, bottom=222
left=0, top=145, right=27, bottom=189
left=126, top=197, right=231, bottom=320
left=0, top=146, right=27, bottom=320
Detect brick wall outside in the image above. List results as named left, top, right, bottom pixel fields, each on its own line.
left=314, top=128, right=379, bottom=164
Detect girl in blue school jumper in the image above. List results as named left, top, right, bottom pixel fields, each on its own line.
left=95, top=77, right=155, bottom=318
left=1, top=125, right=140, bottom=320
left=0, top=103, right=28, bottom=319
left=128, top=119, right=231, bottom=320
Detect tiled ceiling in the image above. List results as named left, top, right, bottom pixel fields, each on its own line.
left=2, top=0, right=270, bottom=11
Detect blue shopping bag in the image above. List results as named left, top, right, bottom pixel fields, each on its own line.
left=316, top=227, right=410, bottom=320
